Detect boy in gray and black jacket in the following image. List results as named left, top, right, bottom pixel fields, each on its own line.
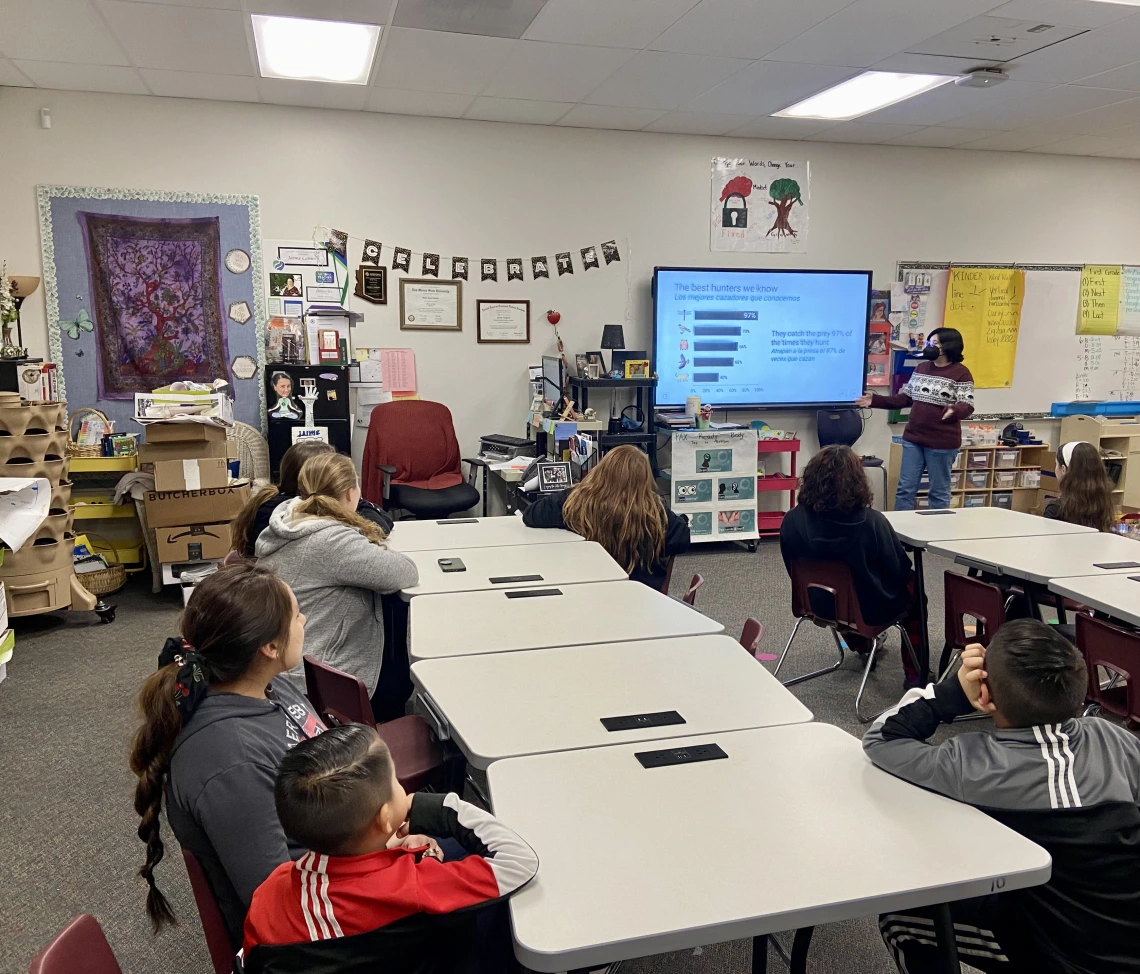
left=863, top=619, right=1140, bottom=974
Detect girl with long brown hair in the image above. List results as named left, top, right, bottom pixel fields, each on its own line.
left=1045, top=441, right=1117, bottom=533
left=255, top=452, right=418, bottom=699
left=129, top=563, right=323, bottom=946
left=522, top=444, right=689, bottom=590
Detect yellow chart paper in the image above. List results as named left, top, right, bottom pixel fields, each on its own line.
left=944, top=268, right=1025, bottom=389
left=1077, top=265, right=1121, bottom=336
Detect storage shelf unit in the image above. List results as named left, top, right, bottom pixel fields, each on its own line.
left=756, top=439, right=800, bottom=536
left=1058, top=414, right=1140, bottom=512
left=887, top=442, right=1050, bottom=512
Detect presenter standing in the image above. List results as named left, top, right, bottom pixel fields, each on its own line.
left=856, top=327, right=974, bottom=510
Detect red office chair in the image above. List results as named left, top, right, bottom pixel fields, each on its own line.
left=1076, top=614, right=1140, bottom=728
left=682, top=573, right=705, bottom=606
left=361, top=400, right=480, bottom=520
left=940, top=571, right=1008, bottom=680
left=303, top=656, right=445, bottom=791
left=29, top=915, right=122, bottom=974
left=776, top=560, right=921, bottom=722
left=739, top=618, right=767, bottom=657
left=182, top=850, right=238, bottom=974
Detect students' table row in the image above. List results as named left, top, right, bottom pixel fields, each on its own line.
left=387, top=515, right=581, bottom=553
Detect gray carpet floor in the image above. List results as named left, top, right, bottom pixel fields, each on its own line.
left=0, top=542, right=974, bottom=974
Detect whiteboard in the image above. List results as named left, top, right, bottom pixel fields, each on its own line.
left=899, top=264, right=1140, bottom=414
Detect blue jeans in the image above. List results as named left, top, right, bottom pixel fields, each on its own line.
left=896, top=440, right=959, bottom=510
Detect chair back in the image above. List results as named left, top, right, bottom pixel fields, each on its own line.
left=227, top=420, right=271, bottom=488
left=182, top=850, right=238, bottom=974
left=739, top=618, right=766, bottom=656
left=368, top=400, right=464, bottom=491
left=1076, top=614, right=1140, bottom=723
left=682, top=573, right=704, bottom=606
left=29, top=915, right=122, bottom=974
left=661, top=555, right=675, bottom=595
left=304, top=655, right=376, bottom=728
left=788, top=559, right=880, bottom=637
left=943, top=571, right=1007, bottom=649
left=815, top=408, right=863, bottom=449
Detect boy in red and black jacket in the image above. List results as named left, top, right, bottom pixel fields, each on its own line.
left=242, top=724, right=538, bottom=974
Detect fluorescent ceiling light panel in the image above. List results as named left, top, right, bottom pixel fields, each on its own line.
left=1081, top=1, right=1140, bottom=5
left=774, top=71, right=956, bottom=121
left=252, top=14, right=380, bottom=85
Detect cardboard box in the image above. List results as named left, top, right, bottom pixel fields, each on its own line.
left=153, top=457, right=229, bottom=492
left=156, top=522, right=233, bottom=563
left=144, top=480, right=250, bottom=529
left=135, top=392, right=233, bottom=424
left=138, top=438, right=233, bottom=464
left=145, top=421, right=228, bottom=443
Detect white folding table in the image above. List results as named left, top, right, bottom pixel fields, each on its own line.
left=1048, top=572, right=1140, bottom=628
left=927, top=532, right=1140, bottom=584
left=398, top=540, right=626, bottom=600
left=407, top=580, right=723, bottom=661
left=411, top=636, right=811, bottom=768
left=387, top=515, right=581, bottom=552
left=488, top=723, right=1050, bottom=974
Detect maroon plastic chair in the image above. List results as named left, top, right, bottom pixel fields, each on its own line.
left=29, top=915, right=122, bottom=974
left=776, top=559, right=921, bottom=721
left=739, top=618, right=766, bottom=657
left=940, top=571, right=1008, bottom=680
left=661, top=555, right=675, bottom=595
left=1076, top=614, right=1140, bottom=728
left=303, top=655, right=444, bottom=791
left=182, top=850, right=237, bottom=974
left=681, top=573, right=705, bottom=606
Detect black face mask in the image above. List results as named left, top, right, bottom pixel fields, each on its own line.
left=921, top=345, right=940, bottom=360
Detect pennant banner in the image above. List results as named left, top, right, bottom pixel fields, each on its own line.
left=506, top=258, right=524, bottom=282
left=481, top=258, right=497, bottom=282
left=362, top=239, right=382, bottom=265
left=422, top=252, right=440, bottom=277
left=556, top=252, right=573, bottom=276
left=602, top=240, right=620, bottom=265
left=581, top=246, right=599, bottom=271
left=392, top=247, right=411, bottom=272
left=532, top=256, right=549, bottom=279
left=452, top=257, right=469, bottom=280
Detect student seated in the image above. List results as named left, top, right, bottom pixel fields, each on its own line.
left=1044, top=440, right=1117, bottom=533
left=522, top=444, right=689, bottom=590
left=232, top=440, right=394, bottom=559
left=865, top=619, right=1140, bottom=974
left=256, top=452, right=418, bottom=698
left=780, top=444, right=922, bottom=686
left=243, top=724, right=538, bottom=974
left=129, top=563, right=326, bottom=947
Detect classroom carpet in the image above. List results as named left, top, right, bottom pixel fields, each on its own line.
left=0, top=542, right=977, bottom=974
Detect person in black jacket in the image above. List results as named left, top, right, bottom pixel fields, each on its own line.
left=523, top=444, right=689, bottom=591
left=231, top=440, right=394, bottom=558
left=780, top=444, right=922, bottom=686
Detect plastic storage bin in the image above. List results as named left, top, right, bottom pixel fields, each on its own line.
left=992, top=491, right=1013, bottom=509
left=993, top=470, right=1018, bottom=488
left=994, top=450, right=1019, bottom=469
left=966, top=470, right=991, bottom=489
left=967, top=450, right=991, bottom=469
left=1020, top=468, right=1041, bottom=488
left=952, top=451, right=965, bottom=470
left=949, top=493, right=963, bottom=508
left=949, top=470, right=963, bottom=490
left=963, top=493, right=988, bottom=508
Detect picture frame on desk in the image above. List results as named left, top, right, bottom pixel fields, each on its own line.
left=476, top=299, right=530, bottom=344
left=400, top=278, right=462, bottom=331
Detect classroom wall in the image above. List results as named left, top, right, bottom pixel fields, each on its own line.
left=3, top=85, right=1140, bottom=483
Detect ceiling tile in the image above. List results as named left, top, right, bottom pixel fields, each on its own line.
left=139, top=69, right=261, bottom=101
left=373, top=28, right=515, bottom=94
left=523, top=0, right=699, bottom=49
left=806, top=121, right=924, bottom=143
left=1033, top=134, right=1140, bottom=154
left=463, top=96, right=572, bottom=124
left=110, top=0, right=240, bottom=8
left=246, top=0, right=390, bottom=24
left=724, top=116, right=836, bottom=139
left=763, top=0, right=1002, bottom=68
left=1101, top=120, right=1140, bottom=142
left=1074, top=60, right=1140, bottom=92
left=584, top=51, right=748, bottom=111
left=987, top=0, right=1137, bottom=29
left=0, top=0, right=130, bottom=65
left=643, top=110, right=750, bottom=135
left=871, top=52, right=990, bottom=75
left=392, top=0, right=546, bottom=39
left=365, top=87, right=473, bottom=117
left=650, top=0, right=853, bottom=60
left=554, top=104, right=666, bottom=130
left=0, top=59, right=34, bottom=87
left=1015, top=96, right=1140, bottom=137
left=259, top=77, right=369, bottom=109
left=13, top=60, right=147, bottom=94
left=97, top=1, right=254, bottom=74
left=882, top=126, right=997, bottom=147
left=947, top=83, right=1132, bottom=129
left=683, top=60, right=859, bottom=115
left=907, top=15, right=1087, bottom=60
left=956, top=128, right=1062, bottom=150
left=1092, top=143, right=1140, bottom=158
left=483, top=41, right=635, bottom=102
left=860, top=79, right=1051, bottom=126
left=1004, top=16, right=1140, bottom=84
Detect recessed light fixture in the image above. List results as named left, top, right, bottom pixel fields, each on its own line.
left=773, top=71, right=957, bottom=121
left=252, top=14, right=381, bottom=85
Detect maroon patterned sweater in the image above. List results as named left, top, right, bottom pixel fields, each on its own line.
left=871, top=361, right=975, bottom=450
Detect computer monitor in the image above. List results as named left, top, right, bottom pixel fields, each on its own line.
left=541, top=354, right=564, bottom=402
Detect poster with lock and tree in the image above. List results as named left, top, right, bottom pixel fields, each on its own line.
left=710, top=158, right=810, bottom=254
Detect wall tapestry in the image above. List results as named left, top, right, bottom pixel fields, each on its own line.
left=37, top=185, right=267, bottom=433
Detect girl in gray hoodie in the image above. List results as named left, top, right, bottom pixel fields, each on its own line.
left=254, top=452, right=418, bottom=698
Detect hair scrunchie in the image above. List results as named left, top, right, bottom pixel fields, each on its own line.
left=158, top=636, right=209, bottom=717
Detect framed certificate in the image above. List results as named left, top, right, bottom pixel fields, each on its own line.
left=400, top=278, right=462, bottom=331
left=476, top=299, right=530, bottom=344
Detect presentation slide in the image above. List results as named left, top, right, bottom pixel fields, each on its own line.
left=654, top=268, right=870, bottom=408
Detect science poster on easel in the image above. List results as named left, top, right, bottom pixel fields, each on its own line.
left=670, top=429, right=759, bottom=543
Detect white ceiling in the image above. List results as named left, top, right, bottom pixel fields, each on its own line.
left=7, top=0, right=1140, bottom=157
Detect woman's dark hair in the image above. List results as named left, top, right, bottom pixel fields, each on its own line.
left=930, top=327, right=965, bottom=363
left=985, top=619, right=1086, bottom=726
left=797, top=444, right=873, bottom=514
left=1058, top=441, right=1117, bottom=533
left=230, top=440, right=335, bottom=556
left=128, top=564, right=294, bottom=932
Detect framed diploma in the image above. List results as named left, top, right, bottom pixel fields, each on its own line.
left=476, top=299, right=530, bottom=344
left=400, top=278, right=462, bottom=331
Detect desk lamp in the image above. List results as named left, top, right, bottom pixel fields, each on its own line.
left=8, top=276, right=40, bottom=354
left=601, top=324, right=624, bottom=376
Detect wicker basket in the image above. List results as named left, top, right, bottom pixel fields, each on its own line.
left=78, top=533, right=127, bottom=596
left=67, top=407, right=113, bottom=458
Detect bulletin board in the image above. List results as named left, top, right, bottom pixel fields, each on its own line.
left=670, top=429, right=759, bottom=543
